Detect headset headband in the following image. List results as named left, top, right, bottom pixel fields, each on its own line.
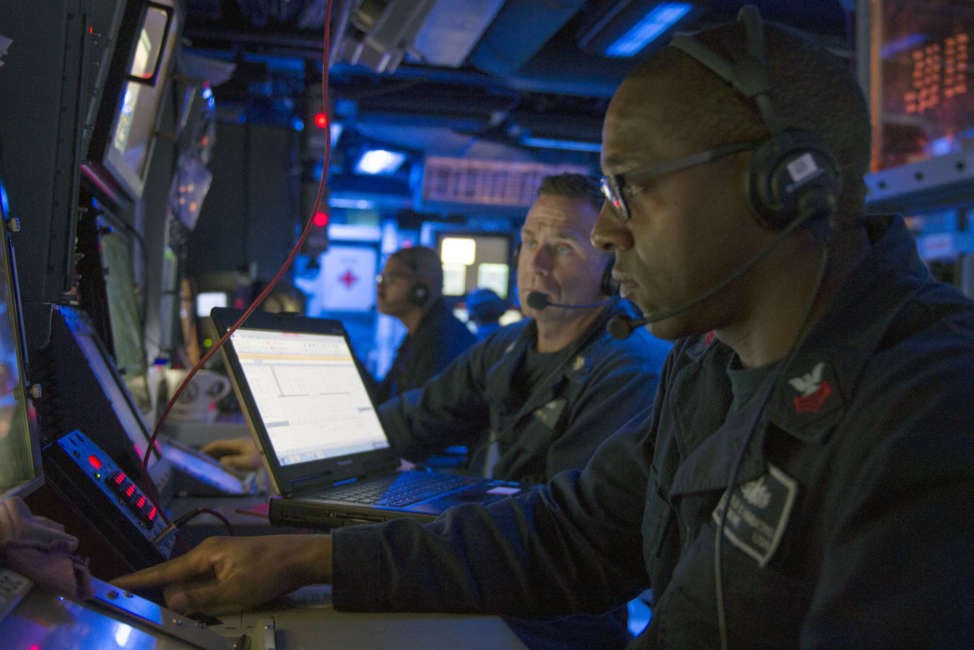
left=669, top=5, right=784, bottom=136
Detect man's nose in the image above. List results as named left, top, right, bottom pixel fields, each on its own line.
left=591, top=203, right=630, bottom=252
left=526, top=244, right=554, bottom=272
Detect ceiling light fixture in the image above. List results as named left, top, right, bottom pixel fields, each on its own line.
left=520, top=136, right=601, bottom=153
left=605, top=2, right=693, bottom=57
left=354, top=149, right=406, bottom=175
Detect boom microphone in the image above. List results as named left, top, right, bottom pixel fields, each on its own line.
left=526, top=291, right=608, bottom=311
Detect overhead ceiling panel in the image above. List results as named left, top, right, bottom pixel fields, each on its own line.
left=411, top=0, right=506, bottom=67
left=469, top=0, right=588, bottom=76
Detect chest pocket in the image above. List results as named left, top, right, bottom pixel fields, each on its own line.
left=654, top=464, right=811, bottom=648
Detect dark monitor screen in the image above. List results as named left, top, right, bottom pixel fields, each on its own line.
left=872, top=0, right=974, bottom=170
left=102, top=0, right=181, bottom=198
left=0, top=205, right=42, bottom=498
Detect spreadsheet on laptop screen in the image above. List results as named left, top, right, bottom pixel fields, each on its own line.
left=229, top=328, right=389, bottom=465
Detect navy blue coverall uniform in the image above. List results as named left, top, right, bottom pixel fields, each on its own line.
left=332, top=215, right=974, bottom=648
left=369, top=296, right=477, bottom=405
left=378, top=297, right=671, bottom=485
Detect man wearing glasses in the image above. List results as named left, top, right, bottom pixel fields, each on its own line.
left=376, top=174, right=668, bottom=490
left=369, top=244, right=477, bottom=404
left=117, top=9, right=974, bottom=648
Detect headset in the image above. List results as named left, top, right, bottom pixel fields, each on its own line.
left=407, top=281, right=430, bottom=307
left=392, top=246, right=432, bottom=308
left=513, top=242, right=619, bottom=297
left=669, top=5, right=841, bottom=231
left=607, top=5, right=841, bottom=340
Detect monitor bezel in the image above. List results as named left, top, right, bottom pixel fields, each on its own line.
left=98, top=0, right=182, bottom=201
left=0, top=212, right=43, bottom=498
left=209, top=308, right=397, bottom=497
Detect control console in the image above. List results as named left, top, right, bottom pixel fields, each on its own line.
left=43, top=430, right=175, bottom=569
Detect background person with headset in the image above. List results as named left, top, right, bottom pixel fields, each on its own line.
left=115, top=13, right=974, bottom=645
left=367, top=244, right=477, bottom=404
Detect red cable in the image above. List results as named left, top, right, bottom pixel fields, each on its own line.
left=138, top=0, right=335, bottom=534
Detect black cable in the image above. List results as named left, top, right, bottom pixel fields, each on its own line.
left=714, top=239, right=832, bottom=650
left=153, top=507, right=235, bottom=545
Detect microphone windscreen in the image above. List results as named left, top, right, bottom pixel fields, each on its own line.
left=526, top=292, right=549, bottom=310
left=606, top=315, right=633, bottom=340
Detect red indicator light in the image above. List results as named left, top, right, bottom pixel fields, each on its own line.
left=114, top=473, right=126, bottom=484
left=126, top=484, right=135, bottom=497
left=148, top=507, right=157, bottom=520
left=312, top=211, right=329, bottom=227
left=137, top=496, right=146, bottom=508
left=313, top=111, right=329, bottom=129
left=88, top=454, right=102, bottom=469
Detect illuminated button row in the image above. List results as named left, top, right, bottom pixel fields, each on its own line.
left=107, top=471, right=158, bottom=525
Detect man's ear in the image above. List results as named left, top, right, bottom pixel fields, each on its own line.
left=739, top=151, right=775, bottom=230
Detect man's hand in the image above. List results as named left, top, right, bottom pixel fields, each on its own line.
left=201, top=436, right=261, bottom=470
left=112, top=534, right=333, bottom=615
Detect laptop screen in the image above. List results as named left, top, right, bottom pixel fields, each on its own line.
left=228, top=327, right=389, bottom=466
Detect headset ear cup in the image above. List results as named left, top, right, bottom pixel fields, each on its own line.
left=747, top=131, right=841, bottom=230
left=408, top=283, right=430, bottom=306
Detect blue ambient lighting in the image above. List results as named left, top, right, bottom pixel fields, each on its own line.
left=605, top=3, right=692, bottom=58
left=0, top=178, right=9, bottom=219
left=520, top=136, right=602, bottom=153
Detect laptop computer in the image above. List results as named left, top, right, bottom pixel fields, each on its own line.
left=210, top=307, right=521, bottom=528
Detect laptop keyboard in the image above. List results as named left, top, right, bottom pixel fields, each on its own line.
left=327, top=472, right=481, bottom=507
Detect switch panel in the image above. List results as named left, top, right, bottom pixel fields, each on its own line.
left=43, top=430, right=175, bottom=569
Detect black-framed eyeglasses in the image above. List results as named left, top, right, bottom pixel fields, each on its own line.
left=600, top=141, right=758, bottom=223
left=376, top=271, right=415, bottom=286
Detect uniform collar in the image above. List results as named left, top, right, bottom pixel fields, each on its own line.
left=766, top=214, right=929, bottom=442
left=485, top=297, right=628, bottom=415
left=669, top=215, right=930, bottom=497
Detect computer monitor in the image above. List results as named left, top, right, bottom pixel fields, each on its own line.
left=196, top=291, right=229, bottom=318
left=99, top=0, right=182, bottom=199
left=0, top=190, right=43, bottom=499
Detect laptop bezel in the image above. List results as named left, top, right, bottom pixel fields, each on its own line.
left=209, top=307, right=399, bottom=496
